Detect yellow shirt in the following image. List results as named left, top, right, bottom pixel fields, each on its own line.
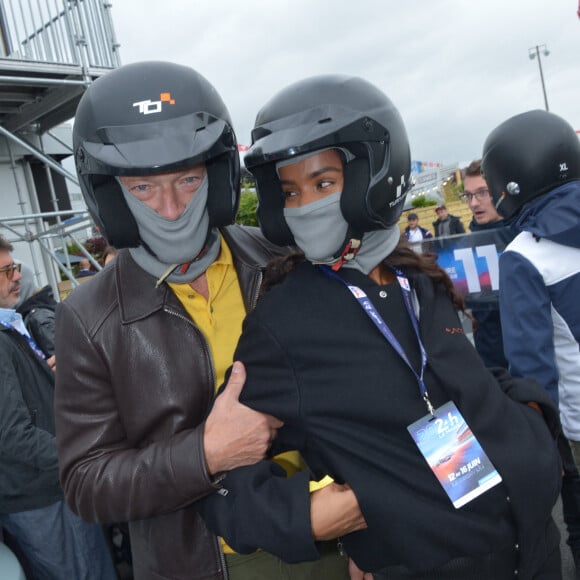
left=169, top=236, right=245, bottom=391
left=169, top=236, right=312, bottom=553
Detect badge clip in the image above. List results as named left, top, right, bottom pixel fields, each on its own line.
left=424, top=393, right=435, bottom=417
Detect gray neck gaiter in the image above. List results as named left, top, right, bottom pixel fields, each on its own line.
left=342, top=226, right=400, bottom=275
left=283, top=192, right=349, bottom=264
left=283, top=192, right=400, bottom=273
left=118, top=176, right=221, bottom=284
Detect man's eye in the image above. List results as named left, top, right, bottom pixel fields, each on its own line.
left=132, top=184, right=149, bottom=192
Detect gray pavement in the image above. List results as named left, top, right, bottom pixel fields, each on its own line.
left=555, top=494, right=576, bottom=579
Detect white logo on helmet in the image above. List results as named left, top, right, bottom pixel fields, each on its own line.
left=388, top=175, right=407, bottom=208
left=395, top=174, right=406, bottom=198
left=132, top=92, right=175, bottom=115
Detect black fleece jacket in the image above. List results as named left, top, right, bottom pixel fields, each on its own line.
left=17, top=285, right=57, bottom=357
left=0, top=325, right=61, bottom=513
left=200, top=263, right=561, bottom=578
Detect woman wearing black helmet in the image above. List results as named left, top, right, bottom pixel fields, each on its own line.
left=200, top=76, right=563, bottom=579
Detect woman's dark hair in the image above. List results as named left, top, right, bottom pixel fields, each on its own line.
left=383, top=241, right=466, bottom=312
left=261, top=252, right=306, bottom=295
left=261, top=239, right=466, bottom=313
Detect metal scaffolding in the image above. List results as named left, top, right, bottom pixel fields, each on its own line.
left=0, top=208, right=99, bottom=294
left=0, top=0, right=120, bottom=69
left=0, top=0, right=120, bottom=296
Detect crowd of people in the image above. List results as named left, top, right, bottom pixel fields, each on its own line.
left=1, top=59, right=579, bottom=580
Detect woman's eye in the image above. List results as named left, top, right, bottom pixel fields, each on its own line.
left=284, top=190, right=297, bottom=198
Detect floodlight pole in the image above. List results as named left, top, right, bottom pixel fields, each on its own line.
left=528, top=44, right=550, bottom=112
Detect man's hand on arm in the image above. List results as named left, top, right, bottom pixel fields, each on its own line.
left=203, top=361, right=283, bottom=475
left=310, top=482, right=367, bottom=541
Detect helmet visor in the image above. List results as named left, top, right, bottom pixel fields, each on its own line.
left=79, top=113, right=232, bottom=175
left=245, top=104, right=387, bottom=170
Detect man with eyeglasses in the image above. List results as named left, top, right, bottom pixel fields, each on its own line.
left=461, top=159, right=508, bottom=370
left=0, top=235, right=117, bottom=579
left=0, top=261, right=21, bottom=298
left=461, top=159, right=502, bottom=228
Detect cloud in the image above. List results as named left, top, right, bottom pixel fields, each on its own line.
left=111, top=0, right=580, bottom=164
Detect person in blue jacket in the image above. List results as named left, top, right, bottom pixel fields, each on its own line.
left=482, top=109, right=580, bottom=576
left=200, top=75, right=564, bottom=580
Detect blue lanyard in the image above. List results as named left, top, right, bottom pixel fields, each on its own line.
left=317, top=265, right=434, bottom=415
left=0, top=320, right=46, bottom=361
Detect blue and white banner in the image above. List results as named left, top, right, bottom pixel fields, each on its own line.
left=411, top=227, right=518, bottom=310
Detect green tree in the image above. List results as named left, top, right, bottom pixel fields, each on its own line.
left=236, top=192, right=259, bottom=227
left=410, top=195, right=437, bottom=208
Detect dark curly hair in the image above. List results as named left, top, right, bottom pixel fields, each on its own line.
left=261, top=239, right=467, bottom=314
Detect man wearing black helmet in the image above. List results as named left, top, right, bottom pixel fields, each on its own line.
left=54, top=62, right=362, bottom=580
left=199, top=75, right=563, bottom=579
left=482, top=109, right=580, bottom=576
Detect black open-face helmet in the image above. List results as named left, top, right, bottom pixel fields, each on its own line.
left=73, top=61, right=240, bottom=248
left=244, top=74, right=411, bottom=247
left=482, top=109, right=580, bottom=219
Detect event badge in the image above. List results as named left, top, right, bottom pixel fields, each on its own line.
left=407, top=401, right=502, bottom=508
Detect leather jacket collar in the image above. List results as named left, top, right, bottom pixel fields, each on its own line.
left=114, top=225, right=288, bottom=323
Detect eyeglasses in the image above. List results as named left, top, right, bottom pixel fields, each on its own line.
left=0, top=262, right=21, bottom=280
left=460, top=188, right=490, bottom=203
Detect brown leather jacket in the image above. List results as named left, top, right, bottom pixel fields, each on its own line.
left=55, top=226, right=284, bottom=580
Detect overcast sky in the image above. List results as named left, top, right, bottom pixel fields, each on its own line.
left=109, top=0, right=580, bottom=167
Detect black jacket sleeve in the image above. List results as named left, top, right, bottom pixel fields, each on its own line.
left=0, top=342, right=58, bottom=472
left=452, top=216, right=466, bottom=235
left=198, top=461, right=320, bottom=562
left=199, top=314, right=320, bottom=562
left=26, top=307, right=56, bottom=357
left=490, top=367, right=561, bottom=438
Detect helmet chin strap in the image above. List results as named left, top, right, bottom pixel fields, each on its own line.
left=311, top=228, right=363, bottom=271
left=153, top=226, right=215, bottom=288
left=330, top=238, right=362, bottom=271
left=327, top=226, right=401, bottom=275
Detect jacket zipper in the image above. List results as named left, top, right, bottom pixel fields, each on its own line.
left=249, top=269, right=263, bottom=311
left=163, top=261, right=264, bottom=579
left=163, top=306, right=229, bottom=579
left=162, top=307, right=216, bottom=403
left=217, top=539, right=229, bottom=580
